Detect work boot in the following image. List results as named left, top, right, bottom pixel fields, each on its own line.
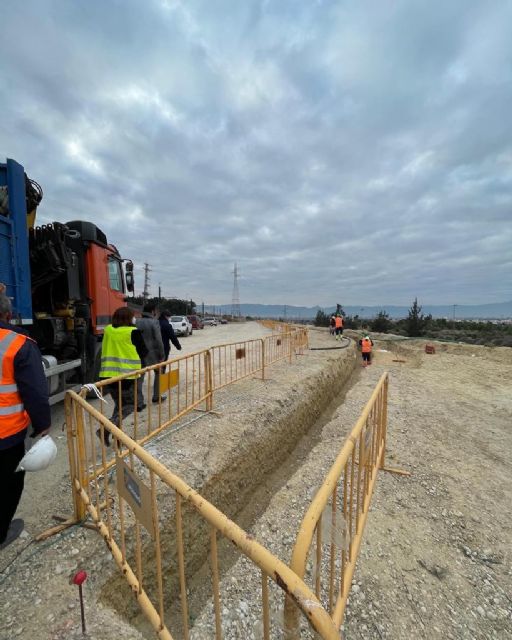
left=0, top=519, right=25, bottom=550
left=152, top=395, right=167, bottom=404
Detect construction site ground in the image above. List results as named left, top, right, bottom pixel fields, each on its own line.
left=0, top=322, right=511, bottom=640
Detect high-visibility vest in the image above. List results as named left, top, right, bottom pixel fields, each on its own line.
left=0, top=328, right=31, bottom=439
left=361, top=338, right=372, bottom=353
left=335, top=316, right=343, bottom=328
left=99, top=325, right=141, bottom=379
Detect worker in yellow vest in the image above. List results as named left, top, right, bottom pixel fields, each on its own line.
left=358, top=335, right=374, bottom=367
left=98, top=307, right=148, bottom=446
left=334, top=315, right=344, bottom=341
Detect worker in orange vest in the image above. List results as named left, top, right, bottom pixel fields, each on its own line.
left=0, top=292, right=51, bottom=549
left=334, top=315, right=344, bottom=341
left=358, top=335, right=374, bottom=366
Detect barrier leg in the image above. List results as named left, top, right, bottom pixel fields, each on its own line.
left=36, top=394, right=83, bottom=541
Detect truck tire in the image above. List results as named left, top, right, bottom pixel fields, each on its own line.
left=85, top=338, right=102, bottom=383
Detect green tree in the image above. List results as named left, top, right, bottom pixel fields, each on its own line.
left=371, top=310, right=392, bottom=333
left=405, top=298, right=427, bottom=336
left=315, top=310, right=330, bottom=327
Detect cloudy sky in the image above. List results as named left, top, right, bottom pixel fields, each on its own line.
left=1, top=1, right=511, bottom=307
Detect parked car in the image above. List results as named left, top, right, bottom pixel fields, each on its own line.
left=203, top=317, right=218, bottom=326
left=187, top=315, right=204, bottom=330
left=220, top=318, right=228, bottom=324
left=170, top=315, right=193, bottom=336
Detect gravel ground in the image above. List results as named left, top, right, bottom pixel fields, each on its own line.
left=1, top=325, right=511, bottom=640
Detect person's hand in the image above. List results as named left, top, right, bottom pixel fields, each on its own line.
left=178, top=346, right=182, bottom=351
left=31, top=428, right=50, bottom=438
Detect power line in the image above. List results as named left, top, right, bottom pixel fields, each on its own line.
left=231, top=263, right=241, bottom=318
left=142, top=262, right=152, bottom=302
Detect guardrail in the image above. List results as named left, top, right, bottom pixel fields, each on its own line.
left=284, top=372, right=407, bottom=635
left=42, top=327, right=308, bottom=537
left=64, top=391, right=341, bottom=640
left=54, top=352, right=401, bottom=639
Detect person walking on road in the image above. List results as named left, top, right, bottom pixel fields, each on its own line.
left=0, top=292, right=51, bottom=549
left=359, top=335, right=374, bottom=367
left=334, top=315, right=344, bottom=340
left=329, top=315, right=336, bottom=336
left=136, top=302, right=166, bottom=404
left=98, top=306, right=148, bottom=446
left=159, top=310, right=182, bottom=362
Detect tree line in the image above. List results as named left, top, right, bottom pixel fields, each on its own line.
left=315, top=299, right=512, bottom=347
left=129, top=295, right=197, bottom=316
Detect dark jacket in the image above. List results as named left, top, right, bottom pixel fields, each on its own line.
left=136, top=313, right=165, bottom=366
left=159, top=315, right=182, bottom=360
left=0, top=320, right=51, bottom=450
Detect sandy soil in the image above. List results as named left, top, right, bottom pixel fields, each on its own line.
left=1, top=324, right=511, bottom=639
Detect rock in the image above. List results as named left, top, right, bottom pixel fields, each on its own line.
left=476, top=606, right=485, bottom=617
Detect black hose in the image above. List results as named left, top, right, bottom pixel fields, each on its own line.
left=309, top=337, right=352, bottom=351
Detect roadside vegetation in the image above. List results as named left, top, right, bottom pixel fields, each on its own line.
left=315, top=299, right=512, bottom=347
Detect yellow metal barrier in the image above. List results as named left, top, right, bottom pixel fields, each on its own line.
left=65, top=391, right=341, bottom=640
left=41, top=329, right=308, bottom=538
left=56, top=343, right=398, bottom=639
left=285, top=372, right=398, bottom=635
left=209, top=338, right=265, bottom=389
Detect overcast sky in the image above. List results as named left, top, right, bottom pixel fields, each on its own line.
left=1, top=1, right=511, bottom=307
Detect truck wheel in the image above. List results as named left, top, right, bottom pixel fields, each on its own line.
left=85, top=340, right=102, bottom=383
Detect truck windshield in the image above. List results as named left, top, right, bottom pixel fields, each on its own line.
left=171, top=316, right=183, bottom=322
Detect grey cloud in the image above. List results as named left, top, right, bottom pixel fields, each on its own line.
left=1, top=0, right=511, bottom=306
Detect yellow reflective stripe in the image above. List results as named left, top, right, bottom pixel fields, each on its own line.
left=0, top=403, right=24, bottom=415
left=0, top=331, right=19, bottom=359
left=100, top=356, right=141, bottom=366
left=0, top=383, right=18, bottom=393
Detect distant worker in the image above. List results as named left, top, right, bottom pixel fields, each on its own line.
left=137, top=302, right=166, bottom=404
left=159, top=310, right=182, bottom=362
left=335, top=315, right=344, bottom=340
left=98, top=307, right=148, bottom=446
left=359, top=335, right=374, bottom=367
left=0, top=292, right=51, bottom=549
left=329, top=315, right=336, bottom=336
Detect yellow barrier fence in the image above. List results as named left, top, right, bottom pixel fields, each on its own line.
left=209, top=338, right=264, bottom=389
left=56, top=360, right=400, bottom=638
left=42, top=328, right=308, bottom=536
left=65, top=391, right=341, bottom=640
left=284, top=372, right=407, bottom=635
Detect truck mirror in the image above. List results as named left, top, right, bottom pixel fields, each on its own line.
left=125, top=261, right=134, bottom=292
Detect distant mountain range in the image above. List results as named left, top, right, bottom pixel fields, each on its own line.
left=205, top=301, right=512, bottom=320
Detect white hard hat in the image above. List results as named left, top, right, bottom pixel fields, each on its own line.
left=16, top=435, right=57, bottom=472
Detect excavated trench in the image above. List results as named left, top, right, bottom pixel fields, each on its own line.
left=100, top=340, right=358, bottom=637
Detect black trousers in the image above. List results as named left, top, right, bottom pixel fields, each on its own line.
left=106, top=378, right=143, bottom=427
left=0, top=442, right=25, bottom=543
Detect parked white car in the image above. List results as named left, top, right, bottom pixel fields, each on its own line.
left=203, top=317, right=218, bottom=326
left=170, top=315, right=192, bottom=336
